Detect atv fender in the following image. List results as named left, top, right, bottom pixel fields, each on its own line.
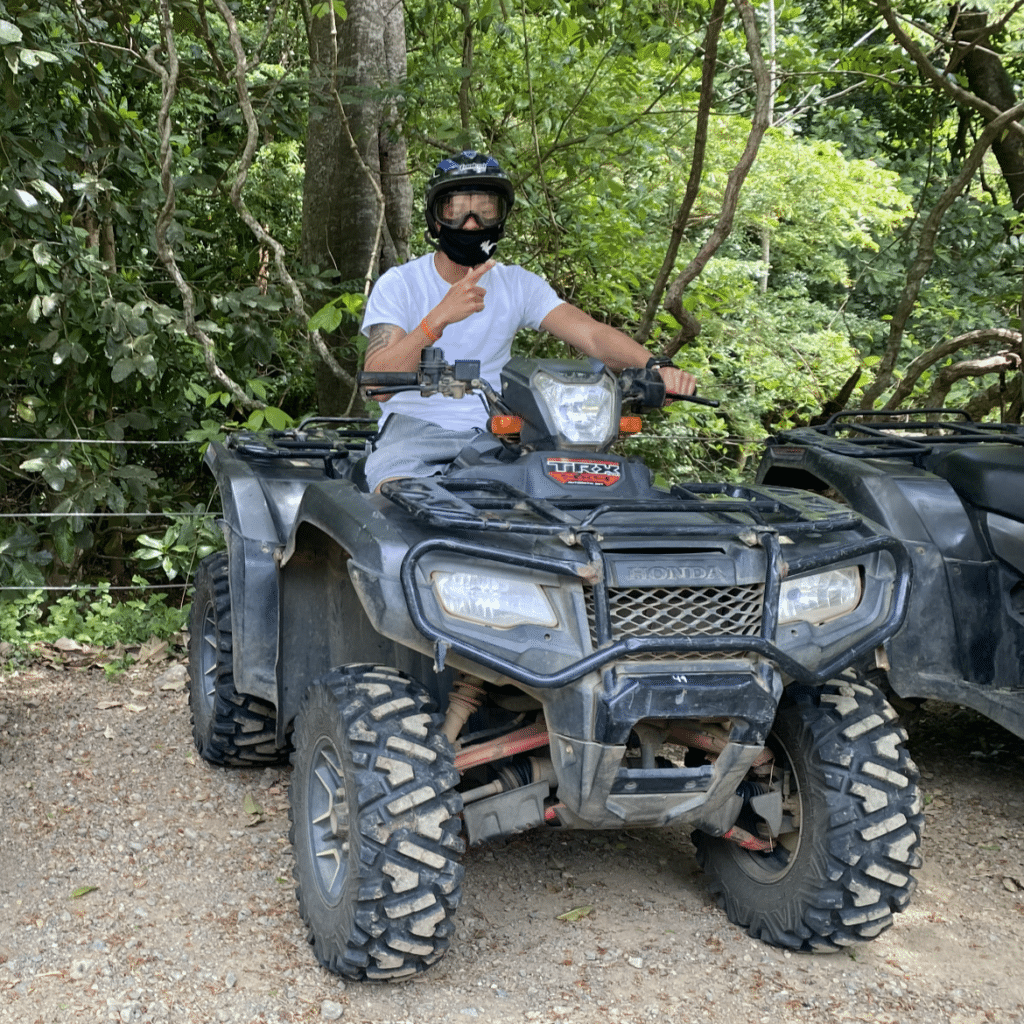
left=203, top=441, right=292, bottom=708
left=276, top=480, right=452, bottom=730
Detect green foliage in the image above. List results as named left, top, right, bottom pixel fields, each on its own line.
left=0, top=0, right=320, bottom=594
left=134, top=504, right=222, bottom=581
left=0, top=583, right=188, bottom=655
left=2, top=0, right=1021, bottom=634
left=400, top=2, right=921, bottom=439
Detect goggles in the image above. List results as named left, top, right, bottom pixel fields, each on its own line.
left=432, top=190, right=509, bottom=230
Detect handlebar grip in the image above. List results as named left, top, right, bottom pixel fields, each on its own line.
left=358, top=372, right=420, bottom=387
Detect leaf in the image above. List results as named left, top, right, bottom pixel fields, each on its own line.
left=70, top=885, right=99, bottom=899
left=137, top=637, right=168, bottom=663
left=111, top=356, right=135, bottom=382
left=557, top=905, right=593, bottom=922
left=0, top=19, right=24, bottom=44
left=96, top=700, right=123, bottom=710
left=262, top=406, right=291, bottom=430
left=243, top=792, right=263, bottom=817
left=308, top=301, right=345, bottom=332
left=11, top=188, right=40, bottom=211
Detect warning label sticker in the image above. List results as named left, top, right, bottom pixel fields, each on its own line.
left=545, top=457, right=622, bottom=487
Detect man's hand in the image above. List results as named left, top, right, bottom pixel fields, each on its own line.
left=428, top=259, right=496, bottom=335
left=659, top=366, right=697, bottom=399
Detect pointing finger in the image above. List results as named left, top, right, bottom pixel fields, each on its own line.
left=468, top=259, right=496, bottom=281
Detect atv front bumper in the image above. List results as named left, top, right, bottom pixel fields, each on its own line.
left=544, top=658, right=781, bottom=831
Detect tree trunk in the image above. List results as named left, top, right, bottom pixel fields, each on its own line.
left=302, top=0, right=411, bottom=415
left=380, top=1, right=411, bottom=270
left=948, top=8, right=1024, bottom=212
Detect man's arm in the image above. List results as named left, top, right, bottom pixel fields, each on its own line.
left=363, top=259, right=497, bottom=374
left=540, top=302, right=697, bottom=396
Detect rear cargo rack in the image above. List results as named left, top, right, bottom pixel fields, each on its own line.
left=775, top=409, right=1024, bottom=464
left=226, top=421, right=376, bottom=471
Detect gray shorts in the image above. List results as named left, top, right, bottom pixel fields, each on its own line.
left=364, top=414, right=481, bottom=492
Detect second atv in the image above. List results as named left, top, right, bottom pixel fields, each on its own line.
left=757, top=408, right=1024, bottom=736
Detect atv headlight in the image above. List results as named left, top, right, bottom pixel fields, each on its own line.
left=778, top=566, right=861, bottom=625
left=535, top=370, right=617, bottom=447
left=432, top=571, right=558, bottom=630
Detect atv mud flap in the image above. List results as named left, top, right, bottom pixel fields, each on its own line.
left=546, top=660, right=781, bottom=833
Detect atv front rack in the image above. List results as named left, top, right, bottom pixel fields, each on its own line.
left=387, top=479, right=911, bottom=689
left=379, top=476, right=863, bottom=540
left=774, top=409, right=1024, bottom=466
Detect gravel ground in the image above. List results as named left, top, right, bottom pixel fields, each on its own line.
left=3, top=646, right=1024, bottom=1024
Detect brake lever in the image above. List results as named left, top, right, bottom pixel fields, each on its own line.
left=669, top=391, right=720, bottom=408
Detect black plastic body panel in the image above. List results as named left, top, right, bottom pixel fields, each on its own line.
left=201, top=412, right=910, bottom=831
left=757, top=414, right=1024, bottom=737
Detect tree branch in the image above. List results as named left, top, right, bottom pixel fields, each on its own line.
left=211, top=0, right=357, bottom=397
left=145, top=0, right=258, bottom=412
left=962, top=370, right=1023, bottom=422
left=924, top=352, right=1023, bottom=408
left=883, top=328, right=1024, bottom=409
left=658, top=0, right=772, bottom=358
left=873, top=0, right=1024, bottom=141
left=634, top=0, right=727, bottom=346
left=861, top=102, right=1024, bottom=406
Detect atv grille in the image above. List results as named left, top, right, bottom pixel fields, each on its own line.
left=586, top=584, right=765, bottom=655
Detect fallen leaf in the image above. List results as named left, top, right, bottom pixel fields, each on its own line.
left=137, top=637, right=169, bottom=664
left=54, top=637, right=86, bottom=652
left=70, top=885, right=99, bottom=899
left=557, top=906, right=593, bottom=922
left=103, top=725, right=115, bottom=740
left=243, top=793, right=263, bottom=817
left=125, top=703, right=147, bottom=713
left=96, top=700, right=122, bottom=710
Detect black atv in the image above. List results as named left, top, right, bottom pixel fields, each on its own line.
left=757, top=408, right=1024, bottom=736
left=188, top=350, right=922, bottom=980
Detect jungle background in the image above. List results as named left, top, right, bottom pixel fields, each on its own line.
left=0, top=0, right=1022, bottom=643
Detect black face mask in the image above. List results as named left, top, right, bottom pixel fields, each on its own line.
left=437, top=224, right=502, bottom=266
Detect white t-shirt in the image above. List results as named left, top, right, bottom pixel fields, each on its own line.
left=361, top=253, right=564, bottom=431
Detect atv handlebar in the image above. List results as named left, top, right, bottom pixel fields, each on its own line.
left=359, top=349, right=491, bottom=403
left=358, top=348, right=718, bottom=410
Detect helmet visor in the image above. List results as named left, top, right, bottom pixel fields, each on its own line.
left=432, top=190, right=509, bottom=230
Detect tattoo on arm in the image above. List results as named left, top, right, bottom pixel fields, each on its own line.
left=365, top=323, right=403, bottom=360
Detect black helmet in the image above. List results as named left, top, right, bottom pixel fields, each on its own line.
left=425, top=151, right=515, bottom=238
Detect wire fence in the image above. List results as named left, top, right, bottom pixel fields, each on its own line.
left=1, top=436, right=216, bottom=598
left=1, top=424, right=754, bottom=598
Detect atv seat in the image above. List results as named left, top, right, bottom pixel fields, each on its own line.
left=932, top=444, right=1024, bottom=523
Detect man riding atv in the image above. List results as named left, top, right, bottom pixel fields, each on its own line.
left=359, top=150, right=696, bottom=492
left=187, top=151, right=923, bottom=982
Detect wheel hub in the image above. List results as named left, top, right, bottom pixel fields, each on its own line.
left=197, top=604, right=219, bottom=717
left=308, top=740, right=350, bottom=902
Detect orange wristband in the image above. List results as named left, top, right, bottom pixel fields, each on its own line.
left=420, top=317, right=441, bottom=343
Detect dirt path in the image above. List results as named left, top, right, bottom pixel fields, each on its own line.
left=2, top=652, right=1024, bottom=1024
